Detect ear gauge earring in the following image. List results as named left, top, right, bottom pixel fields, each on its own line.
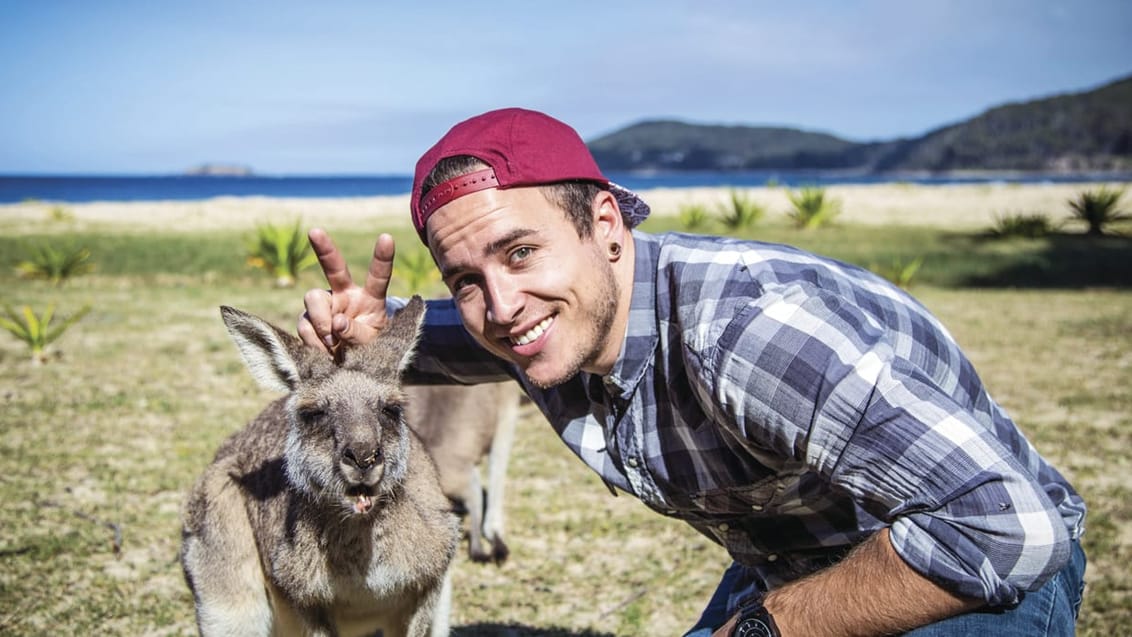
left=609, top=242, right=622, bottom=259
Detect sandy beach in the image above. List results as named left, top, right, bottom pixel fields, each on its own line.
left=1, top=181, right=1126, bottom=235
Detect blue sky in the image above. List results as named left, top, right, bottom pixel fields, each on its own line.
left=2, top=1, right=1130, bottom=175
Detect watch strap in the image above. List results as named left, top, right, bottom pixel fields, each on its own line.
left=731, top=595, right=781, bottom=637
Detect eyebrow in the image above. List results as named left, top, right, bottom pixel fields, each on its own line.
left=482, top=228, right=537, bottom=259
left=439, top=227, right=538, bottom=281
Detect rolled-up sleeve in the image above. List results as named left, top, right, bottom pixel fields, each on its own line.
left=711, top=282, right=1071, bottom=605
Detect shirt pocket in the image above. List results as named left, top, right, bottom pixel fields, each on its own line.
left=689, top=477, right=779, bottom=515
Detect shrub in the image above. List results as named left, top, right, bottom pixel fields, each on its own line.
left=48, top=205, right=75, bottom=223
left=15, top=242, right=94, bottom=286
left=1067, top=187, right=1131, bottom=236
left=716, top=189, right=764, bottom=232
left=987, top=212, right=1056, bottom=238
left=394, top=247, right=440, bottom=295
left=678, top=203, right=711, bottom=231
left=245, top=219, right=319, bottom=288
left=787, top=187, right=841, bottom=230
left=0, top=303, right=92, bottom=364
left=870, top=256, right=925, bottom=289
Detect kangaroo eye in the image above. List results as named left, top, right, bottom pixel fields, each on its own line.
left=297, top=405, right=327, bottom=422
left=381, top=404, right=403, bottom=421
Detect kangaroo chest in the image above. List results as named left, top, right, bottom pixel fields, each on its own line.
left=258, top=498, right=427, bottom=605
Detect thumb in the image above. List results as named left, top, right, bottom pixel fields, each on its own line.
left=332, top=314, right=380, bottom=346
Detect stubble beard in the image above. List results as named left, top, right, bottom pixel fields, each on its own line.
left=526, top=258, right=620, bottom=390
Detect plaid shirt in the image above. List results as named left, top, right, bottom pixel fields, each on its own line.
left=401, top=230, right=1086, bottom=608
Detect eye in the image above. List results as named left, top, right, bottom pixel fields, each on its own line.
left=381, top=403, right=403, bottom=421
left=297, top=402, right=327, bottom=423
left=448, top=272, right=480, bottom=292
left=509, top=246, right=533, bottom=264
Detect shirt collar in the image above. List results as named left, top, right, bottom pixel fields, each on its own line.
left=598, top=230, right=660, bottom=400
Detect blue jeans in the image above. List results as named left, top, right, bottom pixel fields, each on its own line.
left=685, top=541, right=1086, bottom=636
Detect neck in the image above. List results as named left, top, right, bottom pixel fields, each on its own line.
left=587, top=233, right=636, bottom=376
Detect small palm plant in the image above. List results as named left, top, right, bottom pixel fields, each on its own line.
left=394, top=247, right=440, bottom=296
left=678, top=203, right=711, bottom=232
left=987, top=212, right=1056, bottom=239
left=717, top=189, right=764, bottom=233
left=15, top=242, right=94, bottom=286
left=787, top=187, right=841, bottom=230
left=1067, top=187, right=1130, bottom=236
left=48, top=205, right=75, bottom=223
left=870, top=256, right=925, bottom=289
left=0, top=303, right=92, bottom=364
left=245, top=219, right=319, bottom=287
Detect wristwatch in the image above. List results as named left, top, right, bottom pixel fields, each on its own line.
left=730, top=597, right=781, bottom=637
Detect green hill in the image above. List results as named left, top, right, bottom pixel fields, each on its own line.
left=587, top=73, right=1132, bottom=173
left=588, top=121, right=858, bottom=170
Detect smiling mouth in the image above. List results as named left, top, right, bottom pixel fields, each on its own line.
left=510, top=316, right=554, bottom=346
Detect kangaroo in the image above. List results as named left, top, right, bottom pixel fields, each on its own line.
left=180, top=296, right=460, bottom=637
left=406, top=382, right=519, bottom=564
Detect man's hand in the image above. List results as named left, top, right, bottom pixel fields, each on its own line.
left=297, top=228, right=396, bottom=353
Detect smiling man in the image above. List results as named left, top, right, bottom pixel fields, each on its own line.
left=297, top=108, right=1086, bottom=636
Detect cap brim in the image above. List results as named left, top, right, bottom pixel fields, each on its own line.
left=610, top=182, right=650, bottom=228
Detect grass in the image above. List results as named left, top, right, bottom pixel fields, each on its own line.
left=0, top=214, right=1129, bottom=635
left=869, top=255, right=925, bottom=289
left=638, top=215, right=1132, bottom=289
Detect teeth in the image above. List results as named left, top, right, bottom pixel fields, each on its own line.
left=353, top=493, right=373, bottom=514
left=511, top=317, right=553, bottom=346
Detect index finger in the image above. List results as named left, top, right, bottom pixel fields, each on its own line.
left=362, top=233, right=396, bottom=301
left=309, top=228, right=354, bottom=292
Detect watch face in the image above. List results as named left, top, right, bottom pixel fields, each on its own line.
left=735, top=617, right=776, bottom=637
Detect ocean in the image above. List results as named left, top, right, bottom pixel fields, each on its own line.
left=0, top=171, right=1124, bottom=204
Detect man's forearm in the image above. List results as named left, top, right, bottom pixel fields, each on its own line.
left=762, top=528, right=981, bottom=636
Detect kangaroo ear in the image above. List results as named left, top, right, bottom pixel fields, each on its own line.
left=347, top=296, right=426, bottom=377
left=220, top=306, right=306, bottom=393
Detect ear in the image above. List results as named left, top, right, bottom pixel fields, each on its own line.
left=347, top=295, right=426, bottom=376
left=592, top=189, right=625, bottom=244
left=220, top=306, right=306, bottom=393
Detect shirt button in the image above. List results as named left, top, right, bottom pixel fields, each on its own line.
left=767, top=554, right=778, bottom=562
left=751, top=504, right=764, bottom=512
left=718, top=523, right=730, bottom=533
left=627, top=457, right=639, bottom=468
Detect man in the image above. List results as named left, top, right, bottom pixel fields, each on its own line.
left=298, top=108, right=1086, bottom=636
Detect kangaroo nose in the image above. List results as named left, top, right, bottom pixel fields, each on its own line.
left=342, top=447, right=382, bottom=470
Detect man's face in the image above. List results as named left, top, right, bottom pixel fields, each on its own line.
left=426, top=186, right=620, bottom=388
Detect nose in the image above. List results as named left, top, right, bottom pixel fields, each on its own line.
left=484, top=274, right=523, bottom=325
left=342, top=446, right=382, bottom=471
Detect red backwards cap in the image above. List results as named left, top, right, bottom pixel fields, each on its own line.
left=410, top=108, right=649, bottom=244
